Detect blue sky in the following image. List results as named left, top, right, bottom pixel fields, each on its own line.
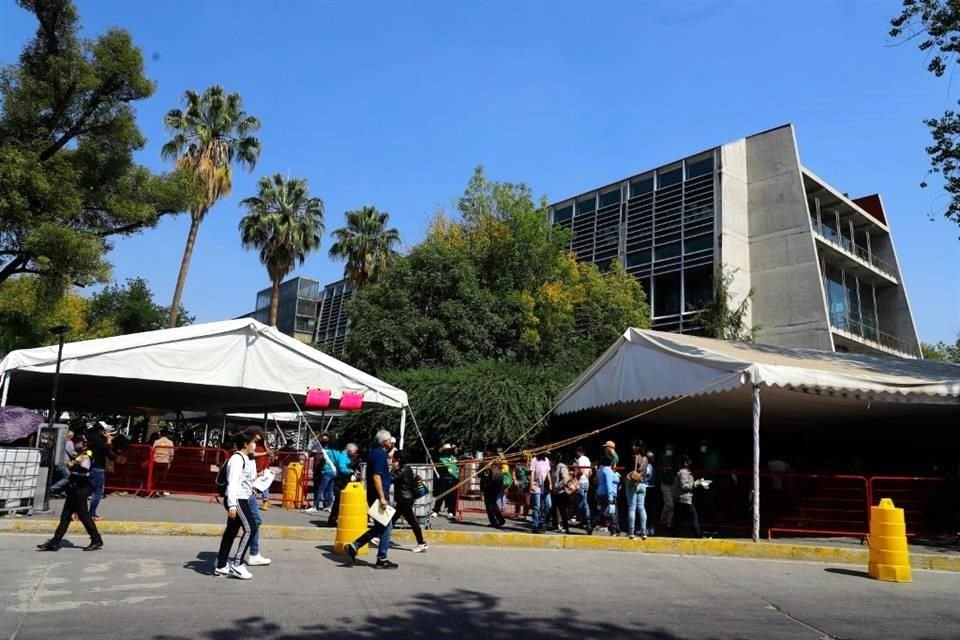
left=1, top=0, right=958, bottom=343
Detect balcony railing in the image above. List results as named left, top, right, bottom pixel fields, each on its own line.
left=829, top=311, right=919, bottom=358
left=811, top=221, right=897, bottom=279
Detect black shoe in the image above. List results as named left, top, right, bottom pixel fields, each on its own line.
left=82, top=541, right=103, bottom=551
left=532, top=528, right=543, bottom=534
left=345, top=543, right=357, bottom=565
left=37, top=540, right=59, bottom=551
left=374, top=559, right=398, bottom=569
left=585, top=527, right=594, bottom=536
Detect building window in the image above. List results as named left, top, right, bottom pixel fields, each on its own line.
left=654, top=241, right=681, bottom=261
left=654, top=272, right=681, bottom=316
left=657, top=166, right=683, bottom=189
left=684, top=234, right=713, bottom=254
left=577, top=196, right=596, bottom=215
left=824, top=263, right=847, bottom=326
left=627, top=249, right=651, bottom=267
left=598, top=188, right=621, bottom=208
left=631, top=176, right=654, bottom=197
left=553, top=205, right=573, bottom=224
left=684, top=265, right=713, bottom=310
left=686, top=155, right=714, bottom=179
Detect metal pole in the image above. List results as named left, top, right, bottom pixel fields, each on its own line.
left=752, top=384, right=761, bottom=543
left=39, top=326, right=68, bottom=512
left=1, top=373, right=10, bottom=407
left=399, top=408, right=407, bottom=450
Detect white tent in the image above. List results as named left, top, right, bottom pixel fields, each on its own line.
left=0, top=319, right=408, bottom=415
left=554, top=328, right=960, bottom=540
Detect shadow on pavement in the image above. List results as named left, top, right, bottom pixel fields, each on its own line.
left=151, top=589, right=754, bottom=640
left=824, top=567, right=871, bottom=579
left=184, top=551, right=219, bottom=575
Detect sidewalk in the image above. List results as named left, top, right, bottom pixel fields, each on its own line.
left=3, top=493, right=958, bottom=571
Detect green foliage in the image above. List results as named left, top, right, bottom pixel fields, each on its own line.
left=0, top=0, right=194, bottom=292
left=692, top=264, right=758, bottom=342
left=891, top=0, right=960, bottom=228
left=921, top=339, right=960, bottom=363
left=239, top=174, right=324, bottom=325
left=328, top=206, right=401, bottom=288
left=336, top=361, right=573, bottom=454
left=88, top=277, right=192, bottom=335
left=345, top=166, right=649, bottom=376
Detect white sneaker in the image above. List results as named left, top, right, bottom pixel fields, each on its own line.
left=228, top=562, right=253, bottom=580
left=413, top=543, right=428, bottom=553
left=247, top=554, right=271, bottom=566
left=429, top=511, right=438, bottom=518
left=304, top=507, right=318, bottom=514
left=213, top=564, right=230, bottom=577
left=446, top=512, right=456, bottom=519
left=371, top=537, right=380, bottom=546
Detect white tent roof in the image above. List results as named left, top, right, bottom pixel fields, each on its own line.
left=554, top=329, right=960, bottom=422
left=0, top=319, right=407, bottom=413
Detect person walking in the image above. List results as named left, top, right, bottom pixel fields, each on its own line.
left=529, top=452, right=552, bottom=533
left=432, top=444, right=459, bottom=519
left=327, top=442, right=360, bottom=526
left=37, top=434, right=104, bottom=552
left=549, top=451, right=572, bottom=534
left=674, top=454, right=703, bottom=538
left=85, top=422, right=117, bottom=522
left=151, top=430, right=175, bottom=495
left=596, top=454, right=620, bottom=536
left=306, top=432, right=337, bottom=513
left=243, top=427, right=272, bottom=567
left=390, top=450, right=428, bottom=553
left=625, top=440, right=650, bottom=540
left=345, top=430, right=398, bottom=569
left=480, top=454, right=506, bottom=528
left=660, top=442, right=677, bottom=533
left=572, top=446, right=593, bottom=535
left=214, top=431, right=259, bottom=579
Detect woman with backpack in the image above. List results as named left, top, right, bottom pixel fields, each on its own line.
left=214, top=431, right=259, bottom=580
left=625, top=440, right=650, bottom=540
left=390, top=450, right=428, bottom=553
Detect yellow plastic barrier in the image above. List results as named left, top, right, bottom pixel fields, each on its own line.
left=334, top=481, right=369, bottom=556
left=868, top=498, right=911, bottom=583
left=282, top=462, right=303, bottom=509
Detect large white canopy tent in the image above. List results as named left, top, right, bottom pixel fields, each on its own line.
left=0, top=319, right=415, bottom=448
left=553, top=328, right=960, bottom=541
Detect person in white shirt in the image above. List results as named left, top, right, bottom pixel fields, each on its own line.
left=573, top=446, right=593, bottom=535
left=214, top=432, right=259, bottom=579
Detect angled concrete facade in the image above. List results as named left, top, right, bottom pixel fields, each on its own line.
left=548, top=124, right=922, bottom=359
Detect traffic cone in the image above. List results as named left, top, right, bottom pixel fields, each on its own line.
left=868, top=498, right=911, bottom=583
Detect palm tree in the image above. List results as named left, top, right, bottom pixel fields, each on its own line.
left=161, top=86, right=261, bottom=327
left=328, top=206, right=401, bottom=288
left=239, top=174, right=325, bottom=326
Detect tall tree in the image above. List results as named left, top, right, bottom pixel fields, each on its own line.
left=328, top=206, right=401, bottom=288
left=0, top=0, right=193, bottom=293
left=88, top=277, right=192, bottom=335
left=891, top=1, right=960, bottom=229
left=692, top=265, right=758, bottom=342
left=161, top=86, right=261, bottom=326
left=239, top=174, right=324, bottom=325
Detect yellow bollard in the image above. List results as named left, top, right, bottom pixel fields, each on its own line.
left=334, top=481, right=369, bottom=556
left=282, top=461, right=303, bottom=509
left=868, top=498, right=911, bottom=583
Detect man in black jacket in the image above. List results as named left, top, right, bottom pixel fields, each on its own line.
left=85, top=422, right=117, bottom=522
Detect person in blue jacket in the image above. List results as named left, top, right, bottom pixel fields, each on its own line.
left=326, top=442, right=360, bottom=526
left=595, top=454, right=620, bottom=536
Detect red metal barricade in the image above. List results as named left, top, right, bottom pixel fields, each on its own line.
left=107, top=444, right=153, bottom=495
left=148, top=445, right=228, bottom=497
left=868, top=476, right=949, bottom=535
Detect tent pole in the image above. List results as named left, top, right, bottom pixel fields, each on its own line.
left=399, top=409, right=407, bottom=450
left=0, top=373, right=9, bottom=407
left=752, top=384, right=761, bottom=543
left=221, top=414, right=226, bottom=446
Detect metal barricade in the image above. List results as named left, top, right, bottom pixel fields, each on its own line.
left=868, top=476, right=949, bottom=535
left=0, top=447, right=40, bottom=515
left=146, top=445, right=227, bottom=497
left=108, top=444, right=153, bottom=495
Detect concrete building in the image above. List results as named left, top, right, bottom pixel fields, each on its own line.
left=313, top=279, right=353, bottom=356
left=547, top=124, right=922, bottom=359
left=246, top=276, right=322, bottom=344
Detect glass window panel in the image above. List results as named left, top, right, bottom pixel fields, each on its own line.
left=654, top=241, right=681, bottom=261
left=820, top=210, right=841, bottom=244
left=684, top=234, right=713, bottom=254
left=627, top=249, right=651, bottom=267
left=631, top=177, right=654, bottom=197
left=684, top=265, right=713, bottom=310
left=824, top=263, right=847, bottom=326
left=654, top=272, right=681, bottom=316
left=553, top=205, right=573, bottom=224
left=598, top=189, right=621, bottom=208
left=808, top=197, right=820, bottom=231
left=657, top=167, right=683, bottom=189
left=686, top=156, right=714, bottom=179
left=577, top=196, right=596, bottom=215
left=844, top=273, right=860, bottom=320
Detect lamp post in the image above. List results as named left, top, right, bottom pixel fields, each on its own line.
left=38, top=325, right=69, bottom=513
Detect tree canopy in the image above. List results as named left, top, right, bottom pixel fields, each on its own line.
left=921, top=338, right=960, bottom=363
left=328, top=206, right=401, bottom=288
left=0, top=0, right=194, bottom=293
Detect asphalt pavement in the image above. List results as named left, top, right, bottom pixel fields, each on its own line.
left=1, top=533, right=957, bottom=640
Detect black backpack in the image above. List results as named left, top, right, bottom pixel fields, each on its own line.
left=215, top=452, right=244, bottom=497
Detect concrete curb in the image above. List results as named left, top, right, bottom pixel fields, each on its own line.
left=2, top=519, right=958, bottom=572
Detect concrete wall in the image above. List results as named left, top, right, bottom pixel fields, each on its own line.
left=719, top=140, right=753, bottom=328
left=742, top=126, right=834, bottom=351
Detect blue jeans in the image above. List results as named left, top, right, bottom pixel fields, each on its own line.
left=88, top=468, right=105, bottom=518
left=576, top=485, right=591, bottom=527
left=248, top=494, right=262, bottom=555
left=530, top=492, right=550, bottom=529
left=626, top=484, right=648, bottom=535
left=315, top=473, right=335, bottom=507
left=354, top=504, right=395, bottom=562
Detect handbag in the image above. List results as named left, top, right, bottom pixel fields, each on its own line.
left=339, top=391, right=364, bottom=411
left=305, top=388, right=331, bottom=409
left=563, top=478, right=581, bottom=495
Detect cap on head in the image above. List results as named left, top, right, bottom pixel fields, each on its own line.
left=603, top=440, right=616, bottom=449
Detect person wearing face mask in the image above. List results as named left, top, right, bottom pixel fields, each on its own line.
left=345, top=430, right=398, bottom=569
left=214, top=431, right=259, bottom=579
left=660, top=442, right=676, bottom=532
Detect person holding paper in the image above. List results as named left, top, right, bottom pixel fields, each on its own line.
left=345, top=430, right=398, bottom=569
left=243, top=427, right=272, bottom=567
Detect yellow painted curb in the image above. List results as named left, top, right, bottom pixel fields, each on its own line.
left=2, top=519, right=957, bottom=571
